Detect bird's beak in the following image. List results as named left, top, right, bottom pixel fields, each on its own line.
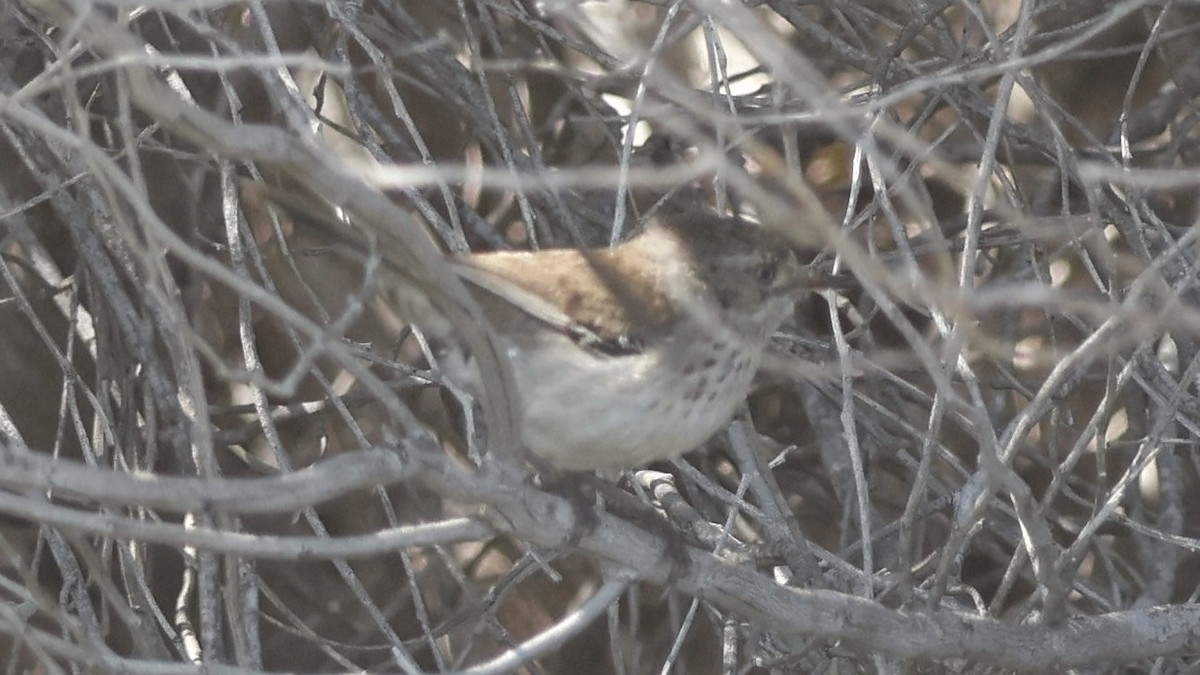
left=797, top=271, right=857, bottom=293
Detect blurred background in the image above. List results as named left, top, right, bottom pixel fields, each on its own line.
left=2, top=0, right=1200, bottom=671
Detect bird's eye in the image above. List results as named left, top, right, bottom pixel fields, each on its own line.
left=755, top=263, right=776, bottom=284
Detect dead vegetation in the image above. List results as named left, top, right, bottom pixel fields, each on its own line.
left=2, top=0, right=1200, bottom=672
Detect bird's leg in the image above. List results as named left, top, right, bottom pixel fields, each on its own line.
left=597, top=476, right=694, bottom=586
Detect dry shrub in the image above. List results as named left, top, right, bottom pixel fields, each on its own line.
left=1, top=0, right=1199, bottom=672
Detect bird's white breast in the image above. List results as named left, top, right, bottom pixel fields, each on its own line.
left=508, top=330, right=760, bottom=470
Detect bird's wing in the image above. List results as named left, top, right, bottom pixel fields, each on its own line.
left=450, top=250, right=668, bottom=356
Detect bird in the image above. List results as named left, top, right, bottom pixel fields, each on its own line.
left=430, top=207, right=831, bottom=470
left=253, top=184, right=839, bottom=471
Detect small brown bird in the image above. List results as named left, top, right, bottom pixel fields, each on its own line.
left=425, top=210, right=826, bottom=470
left=259, top=186, right=836, bottom=470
